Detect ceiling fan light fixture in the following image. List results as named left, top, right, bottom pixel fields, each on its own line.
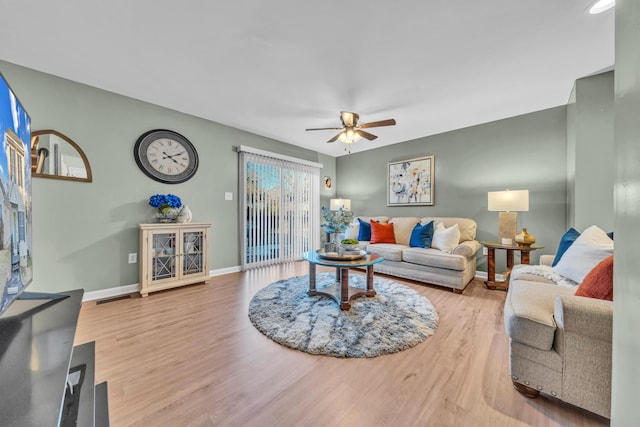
left=588, top=0, right=615, bottom=14
left=338, top=129, right=361, bottom=144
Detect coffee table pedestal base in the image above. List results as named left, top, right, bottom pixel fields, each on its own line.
left=307, top=263, right=377, bottom=311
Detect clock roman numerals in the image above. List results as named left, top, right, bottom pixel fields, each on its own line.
left=135, top=130, right=199, bottom=183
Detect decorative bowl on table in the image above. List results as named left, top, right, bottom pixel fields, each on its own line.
left=340, top=239, right=360, bottom=251
left=340, top=243, right=360, bottom=251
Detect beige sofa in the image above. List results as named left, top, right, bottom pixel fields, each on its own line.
left=344, top=216, right=480, bottom=293
left=503, top=255, right=612, bottom=418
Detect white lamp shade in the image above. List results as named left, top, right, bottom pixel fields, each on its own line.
left=330, top=198, right=351, bottom=211
left=488, top=190, right=529, bottom=212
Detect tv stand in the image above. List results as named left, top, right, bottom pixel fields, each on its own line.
left=0, top=289, right=109, bottom=426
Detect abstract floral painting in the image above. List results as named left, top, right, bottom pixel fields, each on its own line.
left=387, top=155, right=434, bottom=206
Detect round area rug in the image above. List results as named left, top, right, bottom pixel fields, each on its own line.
left=248, top=272, right=438, bottom=358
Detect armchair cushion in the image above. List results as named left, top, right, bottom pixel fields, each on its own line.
left=552, top=225, right=613, bottom=283
left=575, top=256, right=614, bottom=301
left=552, top=227, right=581, bottom=266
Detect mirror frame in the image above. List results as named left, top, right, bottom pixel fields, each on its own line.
left=31, top=129, right=93, bottom=183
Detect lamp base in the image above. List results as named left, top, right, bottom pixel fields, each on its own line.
left=498, top=212, right=517, bottom=243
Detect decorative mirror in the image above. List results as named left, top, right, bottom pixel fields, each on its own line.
left=31, top=130, right=92, bottom=182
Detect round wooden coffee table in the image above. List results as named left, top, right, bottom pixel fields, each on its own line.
left=301, top=250, right=384, bottom=310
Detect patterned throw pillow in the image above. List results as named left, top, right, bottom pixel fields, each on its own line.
left=370, top=221, right=396, bottom=244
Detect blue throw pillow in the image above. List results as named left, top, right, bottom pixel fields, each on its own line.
left=552, top=227, right=581, bottom=266
left=409, top=221, right=435, bottom=248
left=357, top=218, right=372, bottom=241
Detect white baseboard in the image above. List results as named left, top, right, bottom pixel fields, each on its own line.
left=83, top=284, right=140, bottom=302
left=210, top=266, right=242, bottom=276
left=82, top=265, right=242, bottom=302
left=474, top=271, right=506, bottom=282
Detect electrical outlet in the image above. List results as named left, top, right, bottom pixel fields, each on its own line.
left=482, top=247, right=488, bottom=256
left=128, top=253, right=137, bottom=264
left=225, top=192, right=233, bottom=201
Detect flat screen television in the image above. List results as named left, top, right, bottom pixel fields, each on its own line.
left=0, top=71, right=32, bottom=316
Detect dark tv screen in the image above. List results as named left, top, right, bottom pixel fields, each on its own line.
left=0, top=71, right=32, bottom=316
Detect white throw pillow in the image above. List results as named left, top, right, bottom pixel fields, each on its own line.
left=552, top=225, right=614, bottom=283
left=432, top=223, right=460, bottom=253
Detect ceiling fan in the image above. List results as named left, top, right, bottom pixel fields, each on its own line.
left=305, top=111, right=396, bottom=146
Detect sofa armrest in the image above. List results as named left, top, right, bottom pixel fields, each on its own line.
left=554, top=295, right=613, bottom=342
left=452, top=240, right=480, bottom=257
left=540, top=254, right=555, bottom=266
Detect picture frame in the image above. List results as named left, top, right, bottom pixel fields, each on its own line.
left=387, top=155, right=434, bottom=206
left=323, top=176, right=332, bottom=190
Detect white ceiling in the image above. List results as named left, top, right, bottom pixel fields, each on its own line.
left=0, top=1, right=614, bottom=157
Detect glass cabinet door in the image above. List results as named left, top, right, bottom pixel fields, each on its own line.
left=182, top=230, right=204, bottom=276
left=152, top=232, right=177, bottom=281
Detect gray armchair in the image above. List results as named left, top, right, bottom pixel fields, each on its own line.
left=503, top=256, right=612, bottom=418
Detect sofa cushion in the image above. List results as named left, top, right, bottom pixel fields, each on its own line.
left=421, top=217, right=476, bottom=242
left=552, top=227, right=581, bottom=266
left=504, top=280, right=577, bottom=351
left=357, top=218, right=373, bottom=241
left=370, top=221, right=396, bottom=244
left=402, top=247, right=467, bottom=271
left=575, top=256, right=613, bottom=301
left=390, top=217, right=421, bottom=245
left=345, top=216, right=390, bottom=240
left=553, top=225, right=613, bottom=283
left=409, top=221, right=434, bottom=248
left=367, top=243, right=405, bottom=262
left=432, top=223, right=460, bottom=253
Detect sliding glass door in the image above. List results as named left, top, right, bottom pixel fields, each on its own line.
left=239, top=148, right=320, bottom=270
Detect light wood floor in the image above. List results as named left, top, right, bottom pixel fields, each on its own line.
left=75, top=262, right=610, bottom=427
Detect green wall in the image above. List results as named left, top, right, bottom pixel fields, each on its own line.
left=0, top=60, right=334, bottom=294
left=612, top=0, right=640, bottom=423
left=569, top=71, right=615, bottom=231
left=336, top=106, right=568, bottom=273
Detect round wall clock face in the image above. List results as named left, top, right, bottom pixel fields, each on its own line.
left=134, top=129, right=199, bottom=184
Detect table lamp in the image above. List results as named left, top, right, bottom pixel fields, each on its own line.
left=488, top=189, right=529, bottom=245
left=330, top=198, right=351, bottom=211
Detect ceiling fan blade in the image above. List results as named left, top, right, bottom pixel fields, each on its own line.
left=340, top=111, right=359, bottom=128
left=357, top=118, right=396, bottom=129
left=305, top=127, right=343, bottom=131
left=356, top=130, right=378, bottom=141
left=327, top=133, right=342, bottom=143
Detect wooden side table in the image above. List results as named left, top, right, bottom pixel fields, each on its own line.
left=481, top=241, right=544, bottom=290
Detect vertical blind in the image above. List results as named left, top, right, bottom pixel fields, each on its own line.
left=239, top=147, right=321, bottom=270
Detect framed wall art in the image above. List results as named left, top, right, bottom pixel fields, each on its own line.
left=323, top=176, right=332, bottom=190
left=387, top=155, right=434, bottom=206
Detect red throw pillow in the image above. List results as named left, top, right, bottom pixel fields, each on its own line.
left=575, top=256, right=613, bottom=301
left=370, top=220, right=396, bottom=244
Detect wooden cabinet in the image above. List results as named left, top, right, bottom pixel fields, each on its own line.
left=139, top=223, right=211, bottom=297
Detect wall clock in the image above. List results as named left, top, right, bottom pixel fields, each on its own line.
left=134, top=129, right=199, bottom=184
